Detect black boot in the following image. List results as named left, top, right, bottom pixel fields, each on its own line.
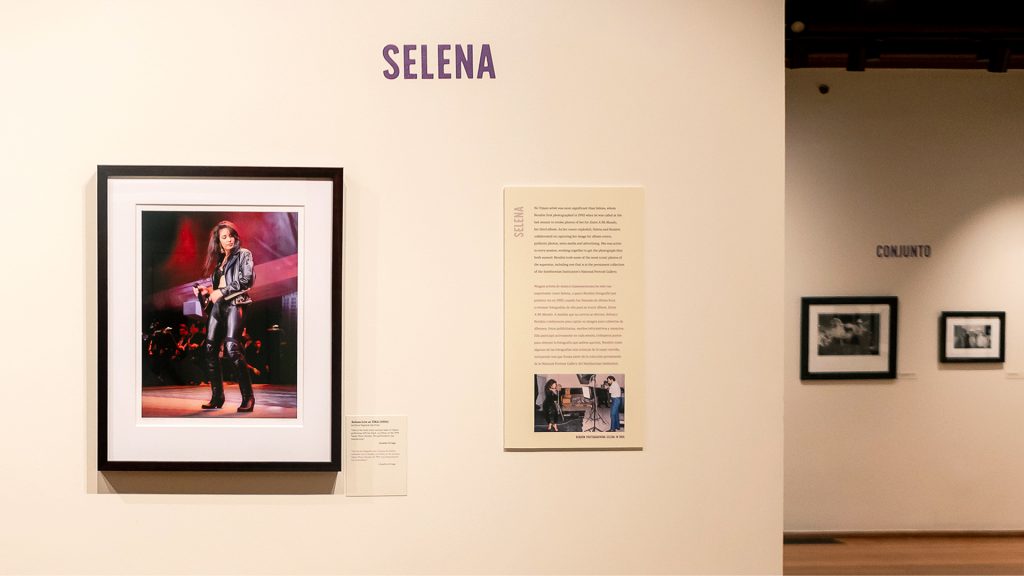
left=237, top=394, right=255, bottom=413
left=236, top=367, right=255, bottom=413
left=202, top=341, right=225, bottom=409
left=202, top=381, right=225, bottom=409
left=225, top=337, right=255, bottom=413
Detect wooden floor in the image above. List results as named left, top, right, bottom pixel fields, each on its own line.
left=785, top=535, right=1024, bottom=575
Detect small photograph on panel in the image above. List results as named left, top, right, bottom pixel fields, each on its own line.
left=140, top=210, right=300, bottom=419
left=816, top=313, right=880, bottom=356
left=534, top=373, right=625, bottom=433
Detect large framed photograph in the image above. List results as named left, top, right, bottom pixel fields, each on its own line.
left=939, top=311, right=1005, bottom=363
left=98, top=166, right=342, bottom=471
left=800, top=296, right=898, bottom=380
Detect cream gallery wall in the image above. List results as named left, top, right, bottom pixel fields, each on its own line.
left=0, top=1, right=783, bottom=574
left=787, top=69, right=1024, bottom=531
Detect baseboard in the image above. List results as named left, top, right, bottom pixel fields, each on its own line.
left=785, top=530, right=1024, bottom=540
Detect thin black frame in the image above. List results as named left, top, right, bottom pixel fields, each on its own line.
left=800, top=296, right=898, bottom=380
left=98, top=165, right=343, bottom=472
left=939, top=311, right=1006, bottom=363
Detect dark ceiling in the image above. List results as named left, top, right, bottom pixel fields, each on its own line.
left=786, top=0, right=1024, bottom=72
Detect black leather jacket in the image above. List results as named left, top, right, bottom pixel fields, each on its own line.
left=212, top=247, right=254, bottom=305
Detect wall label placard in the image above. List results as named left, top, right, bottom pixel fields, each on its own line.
left=876, top=244, right=931, bottom=258
left=504, top=187, right=644, bottom=451
left=345, top=415, right=408, bottom=497
left=383, top=44, right=495, bottom=79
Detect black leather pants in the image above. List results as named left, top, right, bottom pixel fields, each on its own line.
left=204, top=300, right=253, bottom=400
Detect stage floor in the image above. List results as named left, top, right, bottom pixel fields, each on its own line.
left=141, top=384, right=297, bottom=418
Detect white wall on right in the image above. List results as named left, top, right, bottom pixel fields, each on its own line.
left=786, top=69, right=1024, bottom=531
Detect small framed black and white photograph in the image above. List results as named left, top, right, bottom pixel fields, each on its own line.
left=98, top=165, right=342, bottom=471
left=939, top=311, right=1005, bottom=363
left=800, top=296, right=898, bottom=380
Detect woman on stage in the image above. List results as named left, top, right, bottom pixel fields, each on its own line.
left=543, top=379, right=561, bottom=432
left=193, top=220, right=256, bottom=412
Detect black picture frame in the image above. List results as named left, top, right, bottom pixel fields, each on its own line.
left=98, top=165, right=342, bottom=471
left=939, top=311, right=1006, bottom=363
left=800, top=296, right=898, bottom=380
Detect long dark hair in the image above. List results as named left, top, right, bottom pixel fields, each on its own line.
left=203, top=220, right=241, bottom=276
